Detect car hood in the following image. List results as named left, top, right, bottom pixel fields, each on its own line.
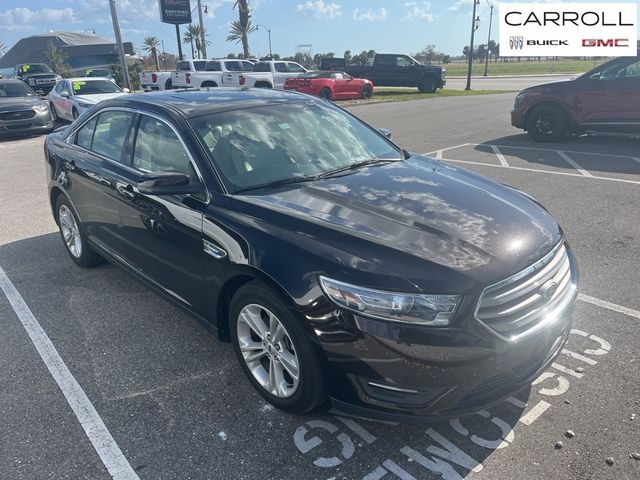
left=0, top=96, right=42, bottom=111
left=75, top=93, right=126, bottom=104
left=520, top=78, right=578, bottom=94
left=234, top=156, right=563, bottom=293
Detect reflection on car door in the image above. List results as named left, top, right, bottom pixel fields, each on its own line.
left=114, top=113, right=208, bottom=314
left=64, top=110, right=135, bottom=251
left=578, top=58, right=640, bottom=132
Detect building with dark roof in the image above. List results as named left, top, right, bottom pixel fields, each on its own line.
left=0, top=31, right=134, bottom=74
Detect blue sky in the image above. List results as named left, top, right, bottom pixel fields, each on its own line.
left=0, top=0, right=637, bottom=58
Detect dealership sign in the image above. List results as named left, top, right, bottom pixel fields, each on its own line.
left=159, top=0, right=192, bottom=25
left=499, top=3, right=637, bottom=57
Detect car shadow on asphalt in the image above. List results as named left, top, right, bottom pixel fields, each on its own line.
left=476, top=134, right=640, bottom=178
left=0, top=232, right=537, bottom=478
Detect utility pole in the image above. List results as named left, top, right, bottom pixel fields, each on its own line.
left=175, top=24, right=183, bottom=60
left=197, top=0, right=207, bottom=59
left=108, top=0, right=131, bottom=90
left=161, top=40, right=167, bottom=70
left=483, top=1, right=494, bottom=77
left=465, top=0, right=480, bottom=91
left=257, top=25, right=272, bottom=59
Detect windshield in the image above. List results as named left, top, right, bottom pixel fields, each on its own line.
left=20, top=64, right=53, bottom=74
left=0, top=81, right=36, bottom=97
left=71, top=80, right=123, bottom=95
left=191, top=101, right=401, bottom=192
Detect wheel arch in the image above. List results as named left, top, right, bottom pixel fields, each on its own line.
left=49, top=186, right=67, bottom=224
left=201, top=80, right=218, bottom=88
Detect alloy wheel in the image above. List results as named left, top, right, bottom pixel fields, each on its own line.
left=534, top=111, right=558, bottom=136
left=58, top=204, right=82, bottom=258
left=236, top=304, right=299, bottom=398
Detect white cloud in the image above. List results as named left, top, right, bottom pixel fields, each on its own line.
left=296, top=1, right=342, bottom=20
left=403, top=2, right=434, bottom=21
left=0, top=7, right=80, bottom=28
left=353, top=7, right=387, bottom=22
left=448, top=0, right=474, bottom=12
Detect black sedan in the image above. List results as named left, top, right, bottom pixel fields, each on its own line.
left=44, top=88, right=578, bottom=422
left=0, top=79, right=54, bottom=137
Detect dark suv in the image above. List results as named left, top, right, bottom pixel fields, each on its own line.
left=511, top=55, right=640, bottom=141
left=14, top=63, right=60, bottom=96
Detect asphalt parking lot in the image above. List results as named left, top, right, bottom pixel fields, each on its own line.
left=1, top=92, right=639, bottom=480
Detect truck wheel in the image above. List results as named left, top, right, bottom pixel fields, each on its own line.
left=201, top=81, right=218, bottom=88
left=418, top=77, right=437, bottom=94
left=361, top=85, right=372, bottom=99
left=255, top=82, right=273, bottom=89
left=525, top=104, right=568, bottom=142
left=320, top=87, right=332, bottom=100
left=165, top=79, right=172, bottom=90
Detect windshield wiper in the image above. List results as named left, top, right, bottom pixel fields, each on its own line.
left=232, top=174, right=321, bottom=194
left=318, top=158, right=400, bottom=179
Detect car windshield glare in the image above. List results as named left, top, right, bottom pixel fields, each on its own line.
left=71, top=80, right=122, bottom=95
left=0, top=82, right=35, bottom=97
left=191, top=102, right=401, bottom=192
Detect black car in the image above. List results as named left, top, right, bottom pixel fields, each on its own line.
left=0, top=79, right=54, bottom=137
left=14, top=63, right=61, bottom=96
left=321, top=54, right=446, bottom=93
left=44, top=88, right=578, bottom=422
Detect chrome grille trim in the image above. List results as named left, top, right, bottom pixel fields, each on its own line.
left=475, top=242, right=577, bottom=342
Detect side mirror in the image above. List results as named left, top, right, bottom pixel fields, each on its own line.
left=60, top=91, right=70, bottom=98
left=138, top=172, right=202, bottom=195
left=123, top=88, right=131, bottom=93
left=377, top=128, right=392, bottom=139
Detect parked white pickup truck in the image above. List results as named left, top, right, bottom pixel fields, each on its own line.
left=229, top=61, right=308, bottom=89
left=172, top=59, right=254, bottom=89
left=139, top=71, right=173, bottom=91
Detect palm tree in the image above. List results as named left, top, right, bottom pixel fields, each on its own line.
left=183, top=24, right=210, bottom=59
left=230, top=0, right=254, bottom=58
left=142, top=36, right=160, bottom=70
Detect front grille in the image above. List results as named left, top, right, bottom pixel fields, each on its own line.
left=36, top=78, right=56, bottom=85
left=475, top=242, right=575, bottom=340
left=0, top=110, right=36, bottom=121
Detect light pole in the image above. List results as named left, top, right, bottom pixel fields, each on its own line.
left=161, top=40, right=167, bottom=70
left=108, top=0, right=131, bottom=90
left=256, top=24, right=272, bottom=60
left=483, top=1, right=494, bottom=77
left=197, top=0, right=208, bottom=59
left=465, top=0, right=480, bottom=91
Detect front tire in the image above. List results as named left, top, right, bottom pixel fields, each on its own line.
left=526, top=104, right=568, bottom=142
left=229, top=281, right=327, bottom=414
left=55, top=195, right=103, bottom=268
left=361, top=84, right=372, bottom=99
left=319, top=87, right=332, bottom=101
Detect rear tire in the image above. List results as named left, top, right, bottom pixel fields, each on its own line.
left=418, top=76, right=437, bottom=94
left=526, top=104, right=568, bottom=142
left=229, top=280, right=327, bottom=414
left=165, top=79, right=172, bottom=90
left=55, top=195, right=103, bottom=268
left=320, top=87, right=332, bottom=101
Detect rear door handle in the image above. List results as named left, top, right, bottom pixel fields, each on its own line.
left=117, top=183, right=135, bottom=200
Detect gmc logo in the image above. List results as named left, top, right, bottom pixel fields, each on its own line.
left=582, top=38, right=629, bottom=47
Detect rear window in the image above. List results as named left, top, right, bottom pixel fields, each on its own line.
left=223, top=61, right=243, bottom=72
left=254, top=63, right=271, bottom=72
left=241, top=61, right=254, bottom=71
left=274, top=63, right=287, bottom=73
left=177, top=61, right=191, bottom=71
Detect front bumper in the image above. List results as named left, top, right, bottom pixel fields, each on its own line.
left=511, top=108, right=527, bottom=129
left=0, top=111, right=54, bottom=137
left=315, top=249, right=578, bottom=423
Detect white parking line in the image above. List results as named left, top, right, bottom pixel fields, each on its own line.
left=425, top=143, right=470, bottom=156
left=465, top=143, right=640, bottom=162
left=579, top=293, right=640, bottom=320
left=440, top=158, right=640, bottom=186
left=556, top=151, right=593, bottom=177
left=490, top=145, right=509, bottom=167
left=0, top=267, right=139, bottom=480
left=518, top=400, right=551, bottom=426
left=435, top=150, right=443, bottom=160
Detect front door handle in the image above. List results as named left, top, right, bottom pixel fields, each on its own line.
left=117, top=183, right=135, bottom=200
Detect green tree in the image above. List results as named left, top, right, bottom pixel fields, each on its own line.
left=109, top=62, right=142, bottom=90
left=343, top=50, right=352, bottom=65
left=231, top=0, right=253, bottom=58
left=142, top=36, right=160, bottom=70
left=183, top=24, right=209, bottom=59
left=44, top=42, right=71, bottom=77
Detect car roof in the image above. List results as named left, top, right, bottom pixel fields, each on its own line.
left=98, top=87, right=314, bottom=118
left=64, top=77, right=113, bottom=82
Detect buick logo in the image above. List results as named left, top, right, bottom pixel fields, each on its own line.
left=540, top=280, right=559, bottom=300
left=510, top=36, right=524, bottom=50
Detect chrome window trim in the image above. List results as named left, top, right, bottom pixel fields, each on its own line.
left=64, top=106, right=210, bottom=203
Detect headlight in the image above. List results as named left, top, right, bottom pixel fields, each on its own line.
left=319, top=276, right=460, bottom=326
left=33, top=102, right=49, bottom=113
left=514, top=93, right=526, bottom=109
left=77, top=102, right=93, bottom=109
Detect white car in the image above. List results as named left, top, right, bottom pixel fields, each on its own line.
left=49, top=77, right=128, bottom=121
left=226, top=61, right=307, bottom=89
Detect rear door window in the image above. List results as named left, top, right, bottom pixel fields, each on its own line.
left=224, top=61, right=243, bottom=71
left=274, top=63, right=287, bottom=73
left=241, top=61, right=254, bottom=71
left=206, top=61, right=222, bottom=71
left=287, top=63, right=305, bottom=73
left=176, top=61, right=191, bottom=71
left=194, top=61, right=207, bottom=71
left=91, top=111, right=134, bottom=164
